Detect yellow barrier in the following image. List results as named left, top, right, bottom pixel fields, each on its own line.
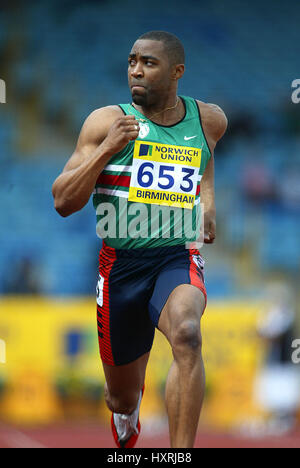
left=0, top=297, right=266, bottom=429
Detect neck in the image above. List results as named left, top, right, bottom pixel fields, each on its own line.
left=133, top=94, right=184, bottom=125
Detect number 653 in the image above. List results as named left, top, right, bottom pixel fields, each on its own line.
left=137, top=163, right=195, bottom=193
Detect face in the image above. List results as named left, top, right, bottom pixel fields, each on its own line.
left=128, top=39, right=176, bottom=107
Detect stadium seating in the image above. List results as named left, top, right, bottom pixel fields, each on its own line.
left=0, top=0, right=299, bottom=295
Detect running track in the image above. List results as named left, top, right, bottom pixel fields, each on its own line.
left=0, top=422, right=299, bottom=448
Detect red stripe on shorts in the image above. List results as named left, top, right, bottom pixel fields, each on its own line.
left=97, top=244, right=117, bottom=365
left=188, top=249, right=207, bottom=311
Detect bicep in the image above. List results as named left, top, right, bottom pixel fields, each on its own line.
left=61, top=149, right=88, bottom=173
left=62, top=109, right=110, bottom=173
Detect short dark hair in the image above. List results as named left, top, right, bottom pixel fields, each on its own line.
left=137, top=31, right=185, bottom=65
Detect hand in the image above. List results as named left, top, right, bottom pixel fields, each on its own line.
left=102, top=115, right=139, bottom=156
left=204, top=211, right=216, bottom=244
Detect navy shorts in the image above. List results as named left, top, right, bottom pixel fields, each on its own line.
left=96, top=242, right=207, bottom=366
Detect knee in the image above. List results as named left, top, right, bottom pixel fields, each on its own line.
left=171, top=319, right=202, bottom=355
left=105, top=386, right=140, bottom=414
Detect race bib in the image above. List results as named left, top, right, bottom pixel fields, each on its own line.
left=128, top=140, right=202, bottom=209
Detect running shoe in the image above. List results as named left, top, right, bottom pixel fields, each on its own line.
left=111, top=386, right=144, bottom=448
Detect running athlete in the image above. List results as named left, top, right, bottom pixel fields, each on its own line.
left=52, top=31, right=227, bottom=448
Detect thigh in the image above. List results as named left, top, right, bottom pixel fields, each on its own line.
left=148, top=248, right=207, bottom=329
left=157, top=283, right=206, bottom=342
left=97, top=248, right=156, bottom=366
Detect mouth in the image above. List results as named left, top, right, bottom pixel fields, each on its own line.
left=131, top=84, right=146, bottom=92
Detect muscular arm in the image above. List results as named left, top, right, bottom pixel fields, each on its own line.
left=196, top=101, right=228, bottom=243
left=52, top=106, right=139, bottom=217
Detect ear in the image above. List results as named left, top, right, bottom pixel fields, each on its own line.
left=172, top=64, right=185, bottom=80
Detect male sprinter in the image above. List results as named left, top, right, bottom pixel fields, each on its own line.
left=52, top=31, right=227, bottom=448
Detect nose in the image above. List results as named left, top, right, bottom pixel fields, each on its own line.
left=131, top=62, right=144, bottom=78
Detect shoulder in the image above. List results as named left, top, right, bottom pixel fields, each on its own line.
left=84, top=105, right=124, bottom=131
left=78, top=105, right=124, bottom=146
left=63, top=105, right=126, bottom=173
left=195, top=100, right=228, bottom=146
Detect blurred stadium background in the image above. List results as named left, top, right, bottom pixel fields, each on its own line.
left=0, top=0, right=300, bottom=448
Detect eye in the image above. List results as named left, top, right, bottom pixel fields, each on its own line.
left=128, top=59, right=136, bottom=66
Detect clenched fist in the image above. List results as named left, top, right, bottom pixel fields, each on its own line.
left=102, top=115, right=140, bottom=156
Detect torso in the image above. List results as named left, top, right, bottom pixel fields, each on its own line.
left=93, top=95, right=212, bottom=249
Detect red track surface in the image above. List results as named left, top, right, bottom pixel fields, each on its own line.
left=0, top=422, right=299, bottom=448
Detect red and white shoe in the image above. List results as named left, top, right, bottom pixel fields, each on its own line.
left=111, top=386, right=144, bottom=448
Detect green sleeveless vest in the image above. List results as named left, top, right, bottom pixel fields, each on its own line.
left=93, top=95, right=211, bottom=249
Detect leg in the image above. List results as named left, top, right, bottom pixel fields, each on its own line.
left=103, top=351, right=150, bottom=414
left=158, top=284, right=206, bottom=448
left=97, top=245, right=155, bottom=414
left=97, top=243, right=157, bottom=447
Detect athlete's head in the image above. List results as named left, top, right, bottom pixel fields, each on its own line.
left=128, top=31, right=185, bottom=107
